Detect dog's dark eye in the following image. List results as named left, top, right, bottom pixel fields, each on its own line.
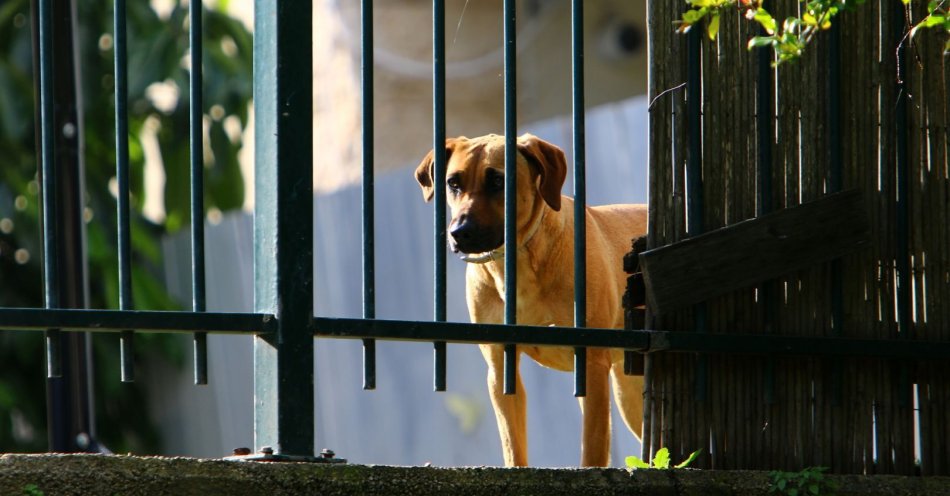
left=447, top=176, right=461, bottom=192
left=487, top=174, right=505, bottom=193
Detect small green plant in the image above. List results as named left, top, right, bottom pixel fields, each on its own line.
left=22, top=484, right=44, bottom=496
left=625, top=447, right=702, bottom=470
left=769, top=467, right=838, bottom=496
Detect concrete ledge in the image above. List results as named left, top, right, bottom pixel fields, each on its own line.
left=1, top=454, right=949, bottom=496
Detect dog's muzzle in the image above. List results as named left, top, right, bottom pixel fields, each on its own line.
left=449, top=217, right=504, bottom=263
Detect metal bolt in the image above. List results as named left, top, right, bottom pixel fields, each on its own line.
left=75, top=432, right=91, bottom=450
left=320, top=449, right=335, bottom=459
left=232, top=447, right=251, bottom=456
left=62, top=122, right=76, bottom=139
left=260, top=446, right=274, bottom=455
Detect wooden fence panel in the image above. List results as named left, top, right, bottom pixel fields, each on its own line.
left=645, top=0, right=949, bottom=474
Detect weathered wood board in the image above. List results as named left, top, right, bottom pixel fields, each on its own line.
left=640, top=189, right=870, bottom=314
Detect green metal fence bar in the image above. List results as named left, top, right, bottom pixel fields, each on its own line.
left=361, top=0, right=377, bottom=391
left=0, top=308, right=273, bottom=334
left=189, top=0, right=209, bottom=386
left=646, top=331, right=950, bottom=360
left=756, top=1, right=776, bottom=405
left=891, top=0, right=914, bottom=435
left=502, top=0, right=518, bottom=396
left=571, top=0, right=587, bottom=398
left=34, top=0, right=98, bottom=452
left=827, top=21, right=844, bottom=405
left=432, top=0, right=448, bottom=392
left=686, top=26, right=707, bottom=402
left=37, top=0, right=62, bottom=379
left=315, top=317, right=650, bottom=350
left=893, top=1, right=911, bottom=342
left=113, top=0, right=136, bottom=384
left=253, top=0, right=315, bottom=457
left=313, top=317, right=950, bottom=361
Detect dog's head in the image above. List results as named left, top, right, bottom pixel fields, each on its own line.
left=414, top=134, right=567, bottom=256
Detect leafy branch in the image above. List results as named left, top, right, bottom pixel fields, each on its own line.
left=676, top=0, right=950, bottom=65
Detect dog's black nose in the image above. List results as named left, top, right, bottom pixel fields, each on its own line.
left=449, top=215, right=503, bottom=254
left=450, top=218, right=475, bottom=245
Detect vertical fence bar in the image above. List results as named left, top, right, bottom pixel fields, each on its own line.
left=893, top=2, right=911, bottom=342
left=891, top=1, right=913, bottom=473
left=189, top=0, right=208, bottom=386
left=432, top=0, right=448, bottom=392
left=361, top=0, right=377, bottom=391
left=35, top=0, right=97, bottom=451
left=114, top=0, right=135, bottom=383
left=253, top=0, right=314, bottom=456
left=756, top=3, right=775, bottom=406
left=892, top=1, right=913, bottom=452
left=502, top=0, right=518, bottom=396
left=828, top=22, right=843, bottom=332
left=827, top=22, right=844, bottom=410
left=686, top=26, right=706, bottom=401
left=571, top=0, right=587, bottom=398
left=37, top=0, right=62, bottom=379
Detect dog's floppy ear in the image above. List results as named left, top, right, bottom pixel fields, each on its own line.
left=414, top=139, right=457, bottom=202
left=517, top=134, right=567, bottom=211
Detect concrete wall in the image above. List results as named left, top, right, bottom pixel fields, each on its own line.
left=2, top=454, right=948, bottom=496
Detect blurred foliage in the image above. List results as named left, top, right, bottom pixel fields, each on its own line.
left=677, top=0, right=950, bottom=65
left=0, top=0, right=251, bottom=453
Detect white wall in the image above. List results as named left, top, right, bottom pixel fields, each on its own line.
left=153, top=95, right=649, bottom=467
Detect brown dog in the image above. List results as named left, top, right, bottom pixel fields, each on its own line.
left=415, top=133, right=646, bottom=467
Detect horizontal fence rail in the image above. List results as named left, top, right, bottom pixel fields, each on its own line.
left=0, top=308, right=274, bottom=334
left=4, top=309, right=948, bottom=361
left=312, top=318, right=950, bottom=361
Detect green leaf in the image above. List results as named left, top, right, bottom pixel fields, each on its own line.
left=707, top=13, right=721, bottom=39
left=924, top=14, right=946, bottom=27
left=682, top=9, right=706, bottom=25
left=747, top=36, right=775, bottom=49
left=675, top=448, right=703, bottom=468
left=754, top=8, right=777, bottom=34
left=652, top=447, right=671, bottom=469
left=625, top=455, right=651, bottom=469
left=808, top=483, right=820, bottom=494
left=690, top=0, right=724, bottom=7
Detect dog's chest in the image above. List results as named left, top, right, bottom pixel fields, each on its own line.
left=497, top=273, right=578, bottom=372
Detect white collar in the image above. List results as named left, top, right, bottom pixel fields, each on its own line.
left=460, top=206, right=546, bottom=265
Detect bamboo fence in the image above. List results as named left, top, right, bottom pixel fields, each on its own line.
left=644, top=0, right=949, bottom=475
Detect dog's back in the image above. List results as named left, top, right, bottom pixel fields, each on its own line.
left=584, top=203, right=648, bottom=328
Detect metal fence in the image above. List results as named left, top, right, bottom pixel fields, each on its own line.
left=8, top=0, right=950, bottom=473
left=12, top=0, right=647, bottom=460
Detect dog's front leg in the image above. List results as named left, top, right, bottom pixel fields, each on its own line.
left=578, top=353, right=612, bottom=467
left=480, top=343, right=527, bottom=467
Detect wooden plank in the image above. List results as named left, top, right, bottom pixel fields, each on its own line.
left=640, top=189, right=870, bottom=314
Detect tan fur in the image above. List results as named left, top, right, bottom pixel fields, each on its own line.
left=415, top=133, right=645, bottom=467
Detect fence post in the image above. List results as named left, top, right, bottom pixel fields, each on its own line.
left=33, top=0, right=97, bottom=452
left=253, top=0, right=314, bottom=456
